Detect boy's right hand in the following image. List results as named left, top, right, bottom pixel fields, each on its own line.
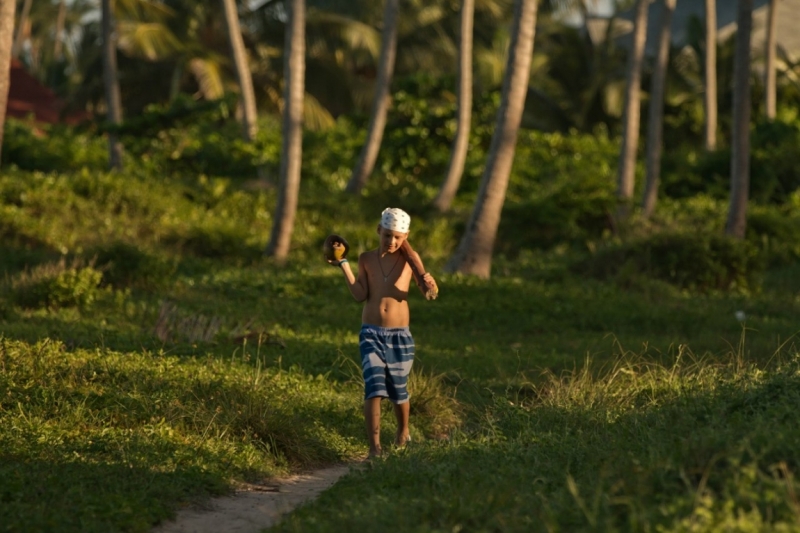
left=323, top=234, right=350, bottom=266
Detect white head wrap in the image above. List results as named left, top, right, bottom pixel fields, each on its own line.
left=380, top=207, right=411, bottom=233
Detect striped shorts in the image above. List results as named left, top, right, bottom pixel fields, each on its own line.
left=359, top=324, right=415, bottom=404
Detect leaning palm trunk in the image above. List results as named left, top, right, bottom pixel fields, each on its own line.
left=102, top=0, right=124, bottom=170
left=641, top=0, right=676, bottom=218
left=615, top=0, right=649, bottom=222
left=54, top=0, right=67, bottom=61
left=221, top=0, right=259, bottom=142
left=704, top=0, right=718, bottom=150
left=433, top=0, right=475, bottom=213
left=266, top=0, right=305, bottom=262
left=444, top=0, right=538, bottom=279
left=11, top=0, right=31, bottom=59
left=725, top=0, right=753, bottom=239
left=0, top=0, right=17, bottom=165
left=764, top=0, right=778, bottom=120
left=345, top=0, right=399, bottom=194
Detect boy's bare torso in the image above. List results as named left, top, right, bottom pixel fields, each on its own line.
left=360, top=249, right=413, bottom=328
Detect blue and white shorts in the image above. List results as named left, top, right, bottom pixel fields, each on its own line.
left=359, top=325, right=415, bottom=404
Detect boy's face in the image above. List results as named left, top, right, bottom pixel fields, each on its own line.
left=377, top=225, right=408, bottom=254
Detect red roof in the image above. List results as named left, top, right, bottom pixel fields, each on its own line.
left=6, top=60, right=87, bottom=124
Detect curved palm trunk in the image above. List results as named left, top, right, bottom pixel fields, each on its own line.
left=102, top=0, right=124, bottom=170
left=725, top=0, right=753, bottom=239
left=345, top=0, right=399, bottom=194
left=615, top=0, right=649, bottom=221
left=433, top=0, right=475, bottom=213
left=764, top=0, right=778, bottom=120
left=444, top=0, right=538, bottom=279
left=704, top=0, right=718, bottom=150
left=221, top=0, right=259, bottom=142
left=54, top=0, right=67, bottom=62
left=641, top=0, right=676, bottom=218
left=11, top=0, right=31, bottom=59
left=0, top=0, right=17, bottom=166
left=266, top=0, right=305, bottom=262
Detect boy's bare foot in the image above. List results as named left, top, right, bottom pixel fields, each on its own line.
left=368, top=446, right=383, bottom=459
left=394, top=432, right=411, bottom=448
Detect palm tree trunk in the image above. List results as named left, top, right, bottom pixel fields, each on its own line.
left=11, top=0, right=32, bottom=59
left=764, top=0, right=778, bottom=120
left=102, top=0, right=124, bottom=170
left=641, top=0, right=676, bottom=218
left=53, top=0, right=67, bottom=62
left=345, top=0, right=399, bottom=194
left=704, top=0, right=718, bottom=150
left=725, top=0, right=753, bottom=239
left=221, top=0, right=259, bottom=142
left=54, top=0, right=67, bottom=62
left=266, top=0, right=305, bottom=262
left=433, top=0, right=475, bottom=213
left=0, top=0, right=17, bottom=166
left=444, top=0, right=538, bottom=279
left=615, top=0, right=648, bottom=222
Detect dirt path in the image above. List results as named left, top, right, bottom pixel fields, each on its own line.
left=152, top=464, right=358, bottom=533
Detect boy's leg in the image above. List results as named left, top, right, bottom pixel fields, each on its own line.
left=393, top=400, right=410, bottom=447
left=364, top=397, right=382, bottom=457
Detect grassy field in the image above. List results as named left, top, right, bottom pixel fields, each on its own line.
left=1, top=130, right=799, bottom=531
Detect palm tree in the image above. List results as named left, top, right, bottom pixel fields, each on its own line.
left=0, top=0, right=17, bottom=165
left=764, top=0, right=778, bottom=120
left=102, top=0, right=124, bottom=170
left=615, top=0, right=648, bottom=221
left=444, top=0, right=538, bottom=279
left=345, top=0, right=400, bottom=193
left=641, top=0, right=676, bottom=218
left=11, top=0, right=32, bottom=60
left=266, top=0, right=305, bottom=262
left=221, top=0, right=259, bottom=141
left=704, top=0, right=717, bottom=150
left=432, top=0, right=475, bottom=213
left=725, top=0, right=752, bottom=239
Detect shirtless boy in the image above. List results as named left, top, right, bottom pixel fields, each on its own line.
left=329, top=208, right=438, bottom=458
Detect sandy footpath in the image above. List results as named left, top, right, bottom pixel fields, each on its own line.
left=152, top=464, right=358, bottom=533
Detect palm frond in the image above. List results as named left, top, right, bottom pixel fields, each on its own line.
left=117, top=22, right=183, bottom=61
left=189, top=57, right=225, bottom=100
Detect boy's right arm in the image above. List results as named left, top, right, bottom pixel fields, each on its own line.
left=339, top=253, right=368, bottom=302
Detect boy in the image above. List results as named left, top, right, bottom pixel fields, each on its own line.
left=329, top=207, right=438, bottom=458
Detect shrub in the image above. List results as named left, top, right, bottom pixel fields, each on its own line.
left=93, top=242, right=176, bottom=290
left=8, top=259, right=103, bottom=309
left=576, top=232, right=764, bottom=292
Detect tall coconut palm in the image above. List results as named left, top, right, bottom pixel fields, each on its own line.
left=221, top=0, right=259, bottom=141
left=0, top=0, right=17, bottom=165
left=345, top=0, right=399, bottom=194
left=641, top=0, right=676, bottom=218
left=266, top=0, right=305, bottom=262
left=704, top=0, right=717, bottom=150
left=11, top=0, right=32, bottom=60
left=764, top=0, right=778, bottom=120
left=433, top=0, right=475, bottom=213
left=102, top=0, right=124, bottom=170
left=54, top=0, right=67, bottom=62
left=444, top=0, right=538, bottom=279
left=615, top=0, right=648, bottom=222
left=725, top=0, right=752, bottom=239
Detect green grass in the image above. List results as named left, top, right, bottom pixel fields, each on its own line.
left=1, top=152, right=799, bottom=531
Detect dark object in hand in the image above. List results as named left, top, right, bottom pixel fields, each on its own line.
left=323, top=234, right=350, bottom=264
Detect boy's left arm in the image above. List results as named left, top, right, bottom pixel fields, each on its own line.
left=400, top=241, right=438, bottom=300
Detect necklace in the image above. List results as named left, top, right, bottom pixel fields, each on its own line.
left=378, top=253, right=402, bottom=283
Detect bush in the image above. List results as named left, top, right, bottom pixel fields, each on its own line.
left=93, top=242, right=176, bottom=290
left=8, top=260, right=103, bottom=309
left=576, top=232, right=764, bottom=292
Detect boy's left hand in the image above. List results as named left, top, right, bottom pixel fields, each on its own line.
left=421, top=272, right=438, bottom=300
